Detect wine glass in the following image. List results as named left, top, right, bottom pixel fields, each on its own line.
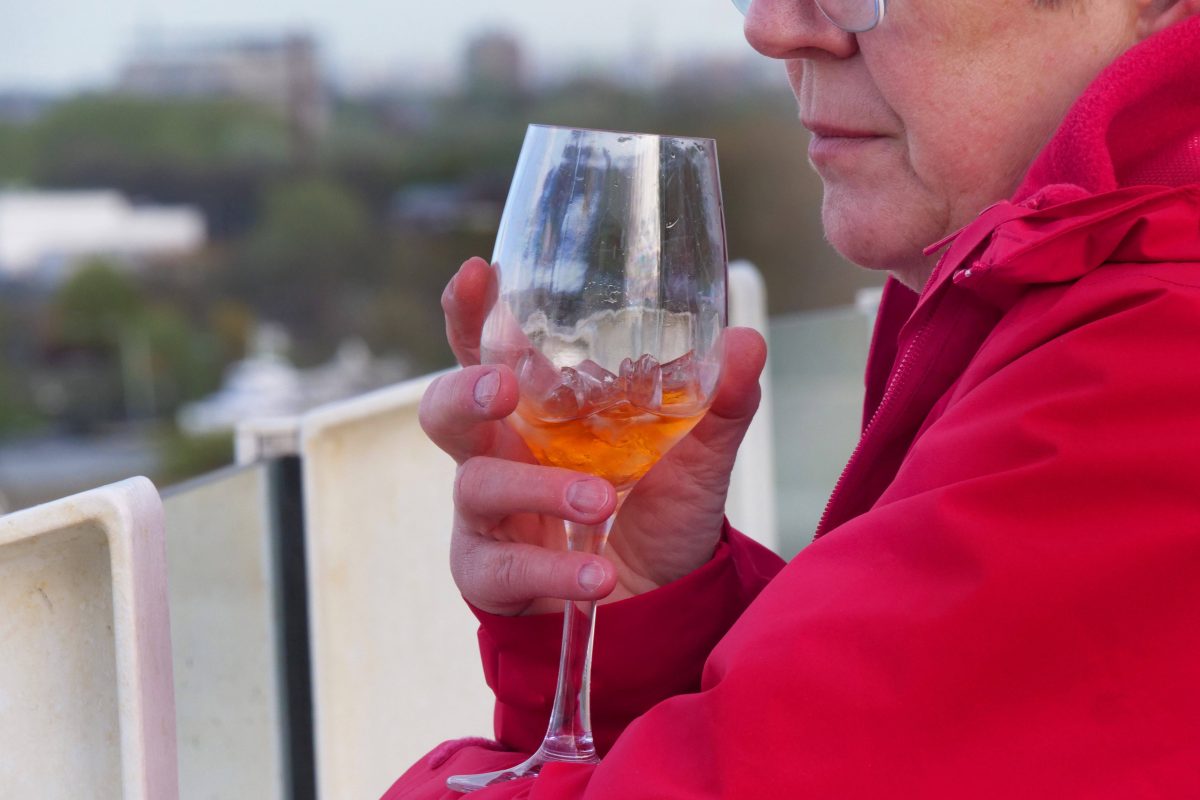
left=447, top=124, right=727, bottom=792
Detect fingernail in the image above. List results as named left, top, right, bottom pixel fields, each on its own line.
left=473, top=370, right=499, bottom=407
left=578, top=562, right=605, bottom=592
left=567, top=480, right=608, bottom=514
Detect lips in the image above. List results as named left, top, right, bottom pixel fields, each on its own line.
left=802, top=120, right=881, bottom=139
left=802, top=119, right=887, bottom=165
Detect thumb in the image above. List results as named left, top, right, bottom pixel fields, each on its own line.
left=688, top=326, right=767, bottom=457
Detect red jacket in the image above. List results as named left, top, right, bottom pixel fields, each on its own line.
left=386, top=18, right=1200, bottom=799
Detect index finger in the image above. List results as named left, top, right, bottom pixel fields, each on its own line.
left=442, top=257, right=498, bottom=366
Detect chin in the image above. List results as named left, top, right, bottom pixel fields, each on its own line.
left=821, top=199, right=905, bottom=271
left=820, top=186, right=942, bottom=283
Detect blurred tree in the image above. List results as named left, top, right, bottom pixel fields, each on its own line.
left=208, top=299, right=256, bottom=363
left=55, top=259, right=146, bottom=351
left=235, top=176, right=378, bottom=361
left=3, top=74, right=881, bottom=443
left=0, top=307, right=40, bottom=433
left=28, top=97, right=290, bottom=236
left=0, top=122, right=35, bottom=182
left=363, top=288, right=452, bottom=373
left=39, top=262, right=127, bottom=428
left=34, top=96, right=289, bottom=173
left=158, top=430, right=234, bottom=484
left=140, top=303, right=222, bottom=413
left=50, top=259, right=222, bottom=422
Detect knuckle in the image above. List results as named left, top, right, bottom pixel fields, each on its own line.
left=489, top=548, right=526, bottom=595
left=454, top=457, right=499, bottom=511
left=417, top=377, right=446, bottom=435
left=448, top=533, right=477, bottom=592
left=452, top=460, right=481, bottom=509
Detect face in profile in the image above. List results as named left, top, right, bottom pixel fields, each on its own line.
left=743, top=0, right=1145, bottom=285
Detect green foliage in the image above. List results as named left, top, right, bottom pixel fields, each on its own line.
left=0, top=123, right=35, bottom=183
left=55, top=259, right=146, bottom=350
left=140, top=303, right=223, bottom=411
left=33, top=95, right=290, bottom=177
left=0, top=361, right=40, bottom=434
left=4, top=73, right=882, bottom=464
left=235, top=176, right=380, bottom=359
left=158, top=430, right=234, bottom=484
left=50, top=259, right=222, bottom=422
left=248, top=176, right=374, bottom=282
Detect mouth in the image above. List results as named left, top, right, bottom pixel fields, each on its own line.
left=801, top=120, right=887, bottom=165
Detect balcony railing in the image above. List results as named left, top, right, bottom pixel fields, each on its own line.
left=1, top=265, right=878, bottom=799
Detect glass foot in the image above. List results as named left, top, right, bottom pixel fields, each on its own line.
left=446, top=739, right=599, bottom=793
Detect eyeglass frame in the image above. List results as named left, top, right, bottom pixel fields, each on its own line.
left=731, top=0, right=888, bottom=34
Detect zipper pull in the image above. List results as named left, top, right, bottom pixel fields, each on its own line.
left=922, top=230, right=961, bottom=257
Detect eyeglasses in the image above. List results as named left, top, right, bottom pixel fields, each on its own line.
left=732, top=0, right=887, bottom=33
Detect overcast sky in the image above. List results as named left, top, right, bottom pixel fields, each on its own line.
left=2, top=0, right=756, bottom=92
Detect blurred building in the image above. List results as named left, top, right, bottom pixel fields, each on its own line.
left=463, top=31, right=525, bottom=98
left=118, top=32, right=329, bottom=155
left=0, top=190, right=205, bottom=283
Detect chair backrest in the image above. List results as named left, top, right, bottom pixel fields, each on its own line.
left=0, top=477, right=178, bottom=800
left=163, top=464, right=290, bottom=800
left=299, top=375, right=494, bottom=800
left=727, top=260, right=779, bottom=550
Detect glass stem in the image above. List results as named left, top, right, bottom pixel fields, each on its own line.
left=538, top=492, right=626, bottom=762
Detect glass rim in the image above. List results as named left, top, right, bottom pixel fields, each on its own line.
left=526, top=123, right=717, bottom=148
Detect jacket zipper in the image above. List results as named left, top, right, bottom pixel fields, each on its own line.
left=813, top=263, right=947, bottom=540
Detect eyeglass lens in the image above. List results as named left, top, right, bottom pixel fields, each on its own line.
left=731, top=0, right=883, bottom=33
left=816, top=0, right=882, bottom=32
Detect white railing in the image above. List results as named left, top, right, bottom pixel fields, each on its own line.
left=0, top=477, right=177, bottom=800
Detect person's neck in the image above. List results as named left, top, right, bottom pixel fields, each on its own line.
left=888, top=257, right=937, bottom=294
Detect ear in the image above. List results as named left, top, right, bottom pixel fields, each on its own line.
left=1136, top=0, right=1200, bottom=40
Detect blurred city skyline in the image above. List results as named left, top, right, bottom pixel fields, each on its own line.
left=3, top=0, right=759, bottom=92
left=0, top=0, right=877, bottom=512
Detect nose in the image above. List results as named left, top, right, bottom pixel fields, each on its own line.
left=743, top=0, right=859, bottom=60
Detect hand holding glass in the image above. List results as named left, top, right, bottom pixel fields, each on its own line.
left=447, top=124, right=727, bottom=792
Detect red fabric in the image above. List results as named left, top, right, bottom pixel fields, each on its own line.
left=385, top=18, right=1200, bottom=799
left=473, top=522, right=783, bottom=757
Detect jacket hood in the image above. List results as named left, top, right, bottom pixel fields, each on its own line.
left=1014, top=15, right=1200, bottom=199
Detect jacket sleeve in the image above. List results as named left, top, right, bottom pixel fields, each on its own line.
left=381, top=522, right=784, bottom=799
left=385, top=269, right=1200, bottom=799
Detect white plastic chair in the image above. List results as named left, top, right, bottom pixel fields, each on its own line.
left=0, top=477, right=178, bottom=800
left=298, top=375, right=493, bottom=800
left=727, top=260, right=778, bottom=550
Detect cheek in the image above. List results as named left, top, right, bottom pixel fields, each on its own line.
left=872, top=55, right=1038, bottom=227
